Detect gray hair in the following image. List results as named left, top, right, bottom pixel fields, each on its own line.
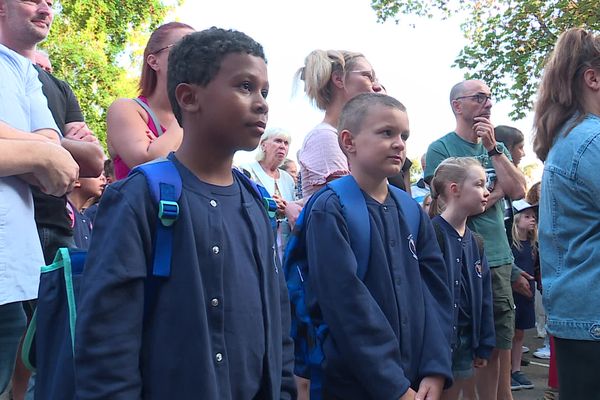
left=255, top=127, right=292, bottom=162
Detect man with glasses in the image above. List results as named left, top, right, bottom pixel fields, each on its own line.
left=424, top=80, right=527, bottom=400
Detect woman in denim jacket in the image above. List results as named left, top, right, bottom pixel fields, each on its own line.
left=533, top=27, right=600, bottom=399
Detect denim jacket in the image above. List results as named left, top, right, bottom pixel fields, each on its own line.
left=539, top=114, right=600, bottom=341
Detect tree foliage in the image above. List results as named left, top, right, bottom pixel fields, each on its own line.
left=43, top=0, right=176, bottom=145
left=371, top=0, right=600, bottom=119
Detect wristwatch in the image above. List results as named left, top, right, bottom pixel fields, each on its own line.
left=487, top=144, right=503, bottom=157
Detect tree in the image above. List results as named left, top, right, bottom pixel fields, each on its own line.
left=43, top=0, right=177, bottom=146
left=370, top=0, right=600, bottom=119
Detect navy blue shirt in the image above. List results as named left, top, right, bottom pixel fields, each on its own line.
left=74, top=154, right=295, bottom=400
left=432, top=216, right=496, bottom=359
left=512, top=239, right=536, bottom=305
left=68, top=202, right=92, bottom=250
left=198, top=179, right=266, bottom=399
left=306, top=189, right=452, bottom=399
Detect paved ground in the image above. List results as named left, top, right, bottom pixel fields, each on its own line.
left=512, top=332, right=551, bottom=400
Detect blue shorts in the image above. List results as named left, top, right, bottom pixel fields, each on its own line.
left=452, top=326, right=475, bottom=379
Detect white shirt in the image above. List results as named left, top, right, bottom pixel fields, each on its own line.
left=0, top=44, right=58, bottom=304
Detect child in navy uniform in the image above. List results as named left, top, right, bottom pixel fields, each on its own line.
left=306, top=93, right=452, bottom=400
left=428, top=157, right=496, bottom=400
left=509, top=199, right=538, bottom=391
left=74, top=28, right=296, bottom=400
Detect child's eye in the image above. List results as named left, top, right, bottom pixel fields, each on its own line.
left=401, top=133, right=409, bottom=141
left=381, top=130, right=392, bottom=137
left=261, top=89, right=269, bottom=99
left=240, top=81, right=252, bottom=91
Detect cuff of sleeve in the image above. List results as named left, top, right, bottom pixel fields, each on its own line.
left=475, top=346, right=494, bottom=360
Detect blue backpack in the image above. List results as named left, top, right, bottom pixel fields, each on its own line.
left=283, top=175, right=421, bottom=399
left=22, top=158, right=277, bottom=399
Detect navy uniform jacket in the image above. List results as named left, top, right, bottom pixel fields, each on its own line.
left=74, top=157, right=296, bottom=400
left=306, top=189, right=452, bottom=400
left=431, top=216, right=495, bottom=360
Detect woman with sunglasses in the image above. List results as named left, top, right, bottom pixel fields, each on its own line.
left=107, top=22, right=194, bottom=180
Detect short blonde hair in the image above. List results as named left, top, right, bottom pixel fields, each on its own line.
left=294, top=50, right=365, bottom=111
left=255, top=128, right=292, bottom=162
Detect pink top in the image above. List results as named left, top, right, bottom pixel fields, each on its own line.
left=113, top=96, right=166, bottom=180
left=297, top=122, right=349, bottom=198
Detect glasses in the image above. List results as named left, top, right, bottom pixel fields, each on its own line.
left=454, top=93, right=492, bottom=104
left=152, top=43, right=175, bottom=55
left=348, top=70, right=378, bottom=83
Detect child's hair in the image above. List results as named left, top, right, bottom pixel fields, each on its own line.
left=512, top=210, right=538, bottom=252
left=294, top=50, right=365, bottom=111
left=494, top=125, right=524, bottom=151
left=139, top=22, right=194, bottom=97
left=428, top=157, right=484, bottom=218
left=338, top=93, right=406, bottom=135
left=103, top=159, right=114, bottom=179
left=533, top=28, right=600, bottom=161
left=167, top=27, right=266, bottom=125
left=525, top=181, right=541, bottom=205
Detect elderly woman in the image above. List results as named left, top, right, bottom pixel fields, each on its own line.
left=244, top=128, right=296, bottom=259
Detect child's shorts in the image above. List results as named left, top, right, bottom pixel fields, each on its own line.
left=514, top=290, right=535, bottom=330
left=452, top=326, right=475, bottom=379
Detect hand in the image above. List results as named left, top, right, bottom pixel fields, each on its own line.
left=473, top=357, right=488, bottom=368
left=416, top=376, right=445, bottom=400
left=284, top=201, right=303, bottom=229
left=65, top=121, right=94, bottom=141
left=272, top=194, right=288, bottom=214
left=512, top=271, right=534, bottom=298
left=473, top=117, right=496, bottom=151
left=399, top=388, right=417, bottom=400
left=31, top=142, right=79, bottom=196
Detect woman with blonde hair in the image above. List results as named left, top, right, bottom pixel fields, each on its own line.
left=533, top=27, right=600, bottom=398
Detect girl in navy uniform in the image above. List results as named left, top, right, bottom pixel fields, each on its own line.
left=509, top=199, right=538, bottom=390
left=428, top=157, right=496, bottom=400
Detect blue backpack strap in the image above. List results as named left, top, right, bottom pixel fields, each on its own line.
left=389, top=185, right=421, bottom=243
left=233, top=168, right=278, bottom=221
left=327, top=175, right=371, bottom=280
left=131, top=158, right=182, bottom=279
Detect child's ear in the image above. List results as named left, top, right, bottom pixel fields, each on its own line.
left=583, top=68, right=600, bottom=91
left=449, top=182, right=459, bottom=196
left=73, top=180, right=82, bottom=189
left=175, top=83, right=200, bottom=115
left=339, top=129, right=356, bottom=155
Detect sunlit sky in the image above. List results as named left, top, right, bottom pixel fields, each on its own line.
left=172, top=0, right=541, bottom=176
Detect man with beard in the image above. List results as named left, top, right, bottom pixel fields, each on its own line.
left=424, top=80, right=527, bottom=400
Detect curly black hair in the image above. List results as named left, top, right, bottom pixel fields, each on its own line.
left=167, top=27, right=266, bottom=125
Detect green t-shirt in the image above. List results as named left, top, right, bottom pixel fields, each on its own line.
left=424, top=131, right=514, bottom=267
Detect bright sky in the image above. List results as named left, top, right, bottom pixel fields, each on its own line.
left=173, top=0, right=541, bottom=177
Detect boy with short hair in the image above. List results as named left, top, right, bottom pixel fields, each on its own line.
left=306, top=93, right=452, bottom=400
left=74, top=28, right=296, bottom=400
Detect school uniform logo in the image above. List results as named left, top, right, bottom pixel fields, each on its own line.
left=407, top=234, right=418, bottom=260
left=474, top=260, right=483, bottom=278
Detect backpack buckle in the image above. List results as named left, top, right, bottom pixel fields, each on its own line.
left=158, top=200, right=179, bottom=226
left=263, top=196, right=278, bottom=219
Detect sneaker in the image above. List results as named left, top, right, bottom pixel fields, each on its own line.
left=511, top=375, right=522, bottom=391
left=512, top=371, right=534, bottom=390
left=543, top=388, right=560, bottom=400
left=522, top=345, right=530, bottom=353
left=533, top=345, right=551, bottom=359
left=521, top=358, right=530, bottom=366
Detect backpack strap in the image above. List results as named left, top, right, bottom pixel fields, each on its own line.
left=233, top=168, right=278, bottom=221
left=389, top=185, right=421, bottom=243
left=133, top=97, right=165, bottom=136
left=132, top=158, right=182, bottom=278
left=327, top=176, right=371, bottom=280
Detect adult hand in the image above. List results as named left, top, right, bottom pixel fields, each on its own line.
left=272, top=193, right=288, bottom=214
left=284, top=201, right=303, bottom=229
left=31, top=142, right=79, bottom=196
left=415, top=375, right=444, bottom=400
left=512, top=271, right=534, bottom=298
left=65, top=121, right=94, bottom=141
left=399, top=388, right=417, bottom=400
left=473, top=357, right=488, bottom=368
left=473, top=116, right=496, bottom=151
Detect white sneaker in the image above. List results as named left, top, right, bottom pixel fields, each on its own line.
left=533, top=345, right=551, bottom=359
left=522, top=346, right=530, bottom=353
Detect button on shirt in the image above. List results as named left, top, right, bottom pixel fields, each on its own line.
left=0, top=44, right=59, bottom=304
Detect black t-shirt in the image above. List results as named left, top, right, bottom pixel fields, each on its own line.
left=32, top=66, right=84, bottom=235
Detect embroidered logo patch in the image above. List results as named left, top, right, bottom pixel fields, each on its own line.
left=474, top=260, right=483, bottom=278
left=408, top=234, right=418, bottom=260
